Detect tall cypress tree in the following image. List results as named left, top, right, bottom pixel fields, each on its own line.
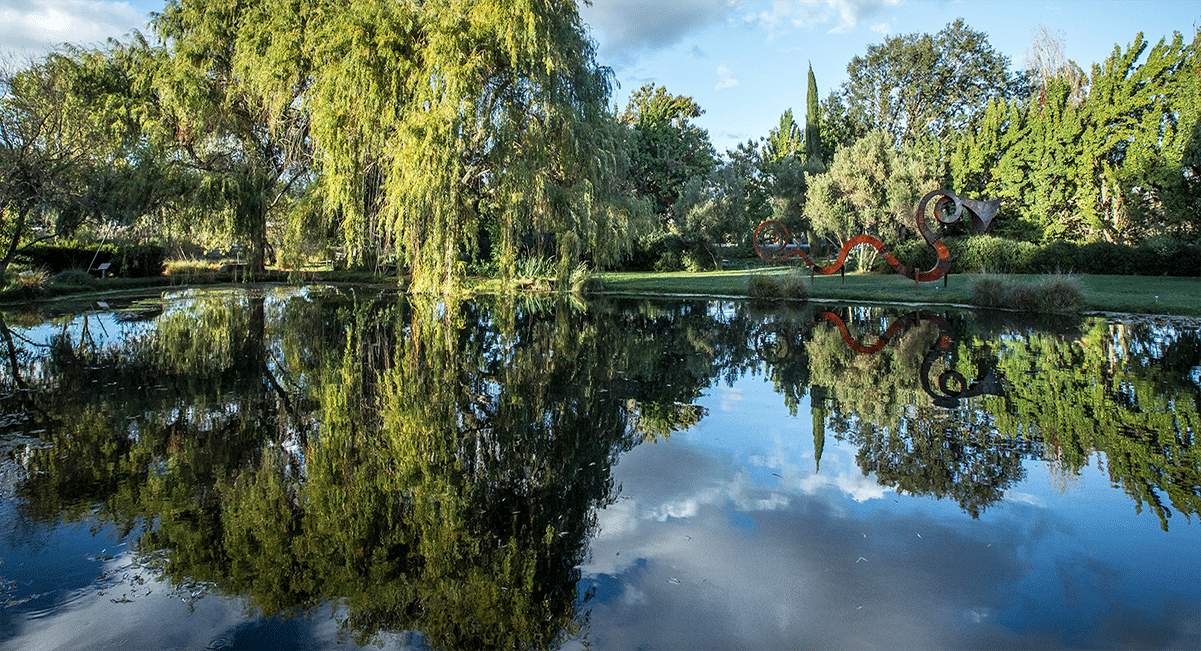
left=804, top=63, right=822, bottom=164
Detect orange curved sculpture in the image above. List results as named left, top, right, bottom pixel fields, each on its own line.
left=753, top=189, right=1000, bottom=285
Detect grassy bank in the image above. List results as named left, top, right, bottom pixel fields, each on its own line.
left=3, top=265, right=1197, bottom=318
left=599, top=268, right=1201, bottom=317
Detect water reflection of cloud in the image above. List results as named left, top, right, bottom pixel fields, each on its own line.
left=1005, top=491, right=1046, bottom=507
left=718, top=386, right=743, bottom=411
left=1, top=551, right=414, bottom=651
left=794, top=468, right=893, bottom=502
left=582, top=439, right=1201, bottom=650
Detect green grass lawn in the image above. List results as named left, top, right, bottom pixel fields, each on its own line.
left=599, top=267, right=1201, bottom=317
left=4, top=264, right=1197, bottom=317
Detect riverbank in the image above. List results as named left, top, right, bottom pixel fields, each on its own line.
left=2, top=268, right=1198, bottom=318
left=598, top=269, right=1201, bottom=317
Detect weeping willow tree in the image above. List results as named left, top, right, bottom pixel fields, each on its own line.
left=231, top=0, right=645, bottom=292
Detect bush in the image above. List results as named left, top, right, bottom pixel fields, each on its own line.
left=747, top=274, right=781, bottom=299
left=1136, top=236, right=1201, bottom=276
left=624, top=231, right=687, bottom=271
left=570, top=264, right=605, bottom=294
left=1037, top=272, right=1083, bottom=313
left=50, top=268, right=98, bottom=287
left=747, top=270, right=809, bottom=301
left=969, top=272, right=1083, bottom=313
left=778, top=269, right=810, bottom=299
left=18, top=242, right=166, bottom=278
left=13, top=268, right=50, bottom=299
left=890, top=238, right=936, bottom=273
left=970, top=274, right=1009, bottom=308
left=653, top=251, right=685, bottom=272
left=1076, top=241, right=1135, bottom=275
left=949, top=235, right=1039, bottom=274
left=1027, top=240, right=1079, bottom=274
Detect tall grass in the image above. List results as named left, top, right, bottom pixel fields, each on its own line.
left=12, top=268, right=50, bottom=299
left=970, top=272, right=1083, bottom=313
left=747, top=269, right=810, bottom=301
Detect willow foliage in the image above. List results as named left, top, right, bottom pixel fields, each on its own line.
left=231, top=0, right=642, bottom=292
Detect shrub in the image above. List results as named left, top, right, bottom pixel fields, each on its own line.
left=969, top=272, right=1083, bottom=313
left=18, top=242, right=166, bottom=278
left=1037, top=272, right=1083, bottom=313
left=747, top=270, right=809, bottom=301
left=950, top=235, right=1039, bottom=274
left=570, top=264, right=605, bottom=294
left=625, top=231, right=687, bottom=271
left=1076, top=241, right=1135, bottom=275
left=13, top=268, right=50, bottom=299
left=50, top=268, right=97, bottom=287
left=778, top=269, right=810, bottom=299
left=1027, top=240, right=1080, bottom=274
left=747, top=274, right=781, bottom=299
left=970, top=274, right=1009, bottom=308
left=681, top=249, right=710, bottom=272
left=1136, top=236, right=1201, bottom=276
left=891, top=238, right=936, bottom=273
left=653, top=251, right=684, bottom=272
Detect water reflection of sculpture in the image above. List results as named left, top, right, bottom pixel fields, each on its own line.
left=755, top=309, right=1003, bottom=408
left=753, top=189, right=1000, bottom=285
left=755, top=308, right=1022, bottom=518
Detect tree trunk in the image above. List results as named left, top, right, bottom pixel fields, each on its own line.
left=0, top=206, right=30, bottom=279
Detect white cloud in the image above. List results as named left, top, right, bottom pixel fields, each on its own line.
left=714, top=64, right=739, bottom=90
left=871, top=21, right=892, bottom=34
left=0, top=0, right=146, bottom=60
left=747, top=0, right=902, bottom=36
left=1004, top=491, right=1046, bottom=507
left=579, top=0, right=739, bottom=67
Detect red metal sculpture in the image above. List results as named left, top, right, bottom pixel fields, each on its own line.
left=753, top=189, right=1000, bottom=287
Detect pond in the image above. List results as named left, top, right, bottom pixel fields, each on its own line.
left=1, top=286, right=1198, bottom=650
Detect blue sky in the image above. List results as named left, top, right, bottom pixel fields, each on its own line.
left=4, top=0, right=1198, bottom=153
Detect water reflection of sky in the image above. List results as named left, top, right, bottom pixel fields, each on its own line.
left=0, top=495, right=419, bottom=651
left=576, top=371, right=1201, bottom=651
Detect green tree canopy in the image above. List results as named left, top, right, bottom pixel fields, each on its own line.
left=620, top=83, right=718, bottom=225
left=950, top=29, right=1201, bottom=243
left=0, top=51, right=150, bottom=277
left=147, top=0, right=314, bottom=273
left=804, top=130, right=939, bottom=270
left=838, top=19, right=1029, bottom=149
left=287, top=0, right=643, bottom=292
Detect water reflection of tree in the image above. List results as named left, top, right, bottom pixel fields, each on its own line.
left=990, top=320, right=1201, bottom=531
left=0, top=290, right=758, bottom=648
left=803, top=311, right=1029, bottom=518
left=796, top=307, right=1201, bottom=527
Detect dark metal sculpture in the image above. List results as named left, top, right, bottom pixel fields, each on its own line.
left=753, top=189, right=1000, bottom=287
left=754, top=309, right=1003, bottom=408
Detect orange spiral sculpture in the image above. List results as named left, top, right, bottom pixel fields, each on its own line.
left=753, top=189, right=1000, bottom=285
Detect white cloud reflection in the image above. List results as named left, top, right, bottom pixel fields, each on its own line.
left=580, top=407, right=1201, bottom=650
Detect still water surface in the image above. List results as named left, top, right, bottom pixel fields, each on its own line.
left=1, top=286, right=1198, bottom=650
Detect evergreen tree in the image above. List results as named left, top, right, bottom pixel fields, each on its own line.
left=949, top=28, right=1201, bottom=244
left=804, top=63, right=822, bottom=164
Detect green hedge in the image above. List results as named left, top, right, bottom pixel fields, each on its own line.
left=891, top=235, right=1199, bottom=276
left=17, top=242, right=166, bottom=278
